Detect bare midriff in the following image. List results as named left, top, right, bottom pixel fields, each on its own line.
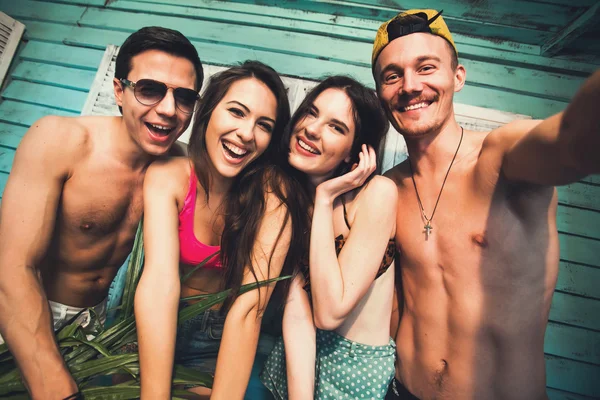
left=179, top=266, right=224, bottom=309
left=336, top=265, right=394, bottom=346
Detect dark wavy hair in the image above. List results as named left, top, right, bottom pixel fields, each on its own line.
left=187, top=61, right=308, bottom=315
left=282, top=75, right=389, bottom=183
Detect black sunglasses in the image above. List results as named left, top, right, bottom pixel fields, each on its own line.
left=120, top=78, right=199, bottom=115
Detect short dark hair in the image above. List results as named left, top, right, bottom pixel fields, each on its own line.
left=282, top=76, right=389, bottom=177
left=188, top=60, right=291, bottom=197
left=115, top=27, right=203, bottom=113
left=388, top=14, right=458, bottom=70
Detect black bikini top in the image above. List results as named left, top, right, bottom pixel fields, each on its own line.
left=302, top=200, right=396, bottom=294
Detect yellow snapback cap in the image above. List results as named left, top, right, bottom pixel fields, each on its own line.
left=372, top=9, right=457, bottom=67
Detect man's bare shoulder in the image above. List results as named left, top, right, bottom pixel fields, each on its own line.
left=17, top=116, right=97, bottom=166
left=481, top=119, right=543, bottom=155
left=27, top=115, right=90, bottom=141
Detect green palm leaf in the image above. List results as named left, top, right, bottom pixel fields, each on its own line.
left=180, top=249, right=220, bottom=283
left=119, top=222, right=145, bottom=322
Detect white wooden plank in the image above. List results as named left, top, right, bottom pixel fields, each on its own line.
left=0, top=12, right=24, bottom=87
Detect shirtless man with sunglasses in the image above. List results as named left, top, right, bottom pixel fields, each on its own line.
left=0, top=27, right=203, bottom=399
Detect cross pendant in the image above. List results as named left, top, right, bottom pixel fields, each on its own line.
left=424, top=222, right=433, bottom=240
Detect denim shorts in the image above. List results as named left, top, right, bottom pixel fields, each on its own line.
left=174, top=308, right=226, bottom=373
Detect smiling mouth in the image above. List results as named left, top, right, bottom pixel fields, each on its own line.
left=145, top=122, right=174, bottom=136
left=297, top=137, right=320, bottom=155
left=401, top=101, right=432, bottom=112
left=222, top=140, right=249, bottom=159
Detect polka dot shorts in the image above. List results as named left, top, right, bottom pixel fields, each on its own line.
left=261, top=329, right=396, bottom=399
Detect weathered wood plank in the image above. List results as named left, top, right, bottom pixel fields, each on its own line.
left=19, top=41, right=104, bottom=71
left=0, top=100, right=78, bottom=128
left=0, top=148, right=15, bottom=175
left=0, top=123, right=27, bottom=150
left=581, top=175, right=600, bottom=184
left=557, top=205, right=600, bottom=240
left=549, top=291, right=600, bottom=331
left=542, top=3, right=600, bottom=57
left=311, top=0, right=582, bottom=31
left=557, top=183, right=600, bottom=211
left=548, top=387, right=598, bottom=400
left=121, top=0, right=600, bottom=61
left=108, top=0, right=600, bottom=73
left=12, top=61, right=96, bottom=92
left=0, top=0, right=88, bottom=24
left=23, top=20, right=128, bottom=51
left=219, top=0, right=557, bottom=45
left=459, top=59, right=581, bottom=102
left=559, top=234, right=600, bottom=268
left=536, top=0, right=600, bottom=6
left=43, top=0, right=105, bottom=5
left=557, top=261, right=600, bottom=300
left=107, top=0, right=535, bottom=52
left=2, top=81, right=87, bottom=113
left=546, top=354, right=600, bottom=397
left=456, top=85, right=567, bottom=119
left=545, top=321, right=600, bottom=365
left=0, top=172, right=8, bottom=198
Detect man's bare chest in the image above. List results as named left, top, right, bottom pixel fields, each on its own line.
left=58, top=169, right=144, bottom=237
left=395, top=181, right=554, bottom=288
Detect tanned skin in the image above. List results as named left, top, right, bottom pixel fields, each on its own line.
left=375, top=32, right=600, bottom=400
left=0, top=50, right=196, bottom=399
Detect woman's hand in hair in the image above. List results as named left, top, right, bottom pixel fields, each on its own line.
left=315, top=144, right=376, bottom=205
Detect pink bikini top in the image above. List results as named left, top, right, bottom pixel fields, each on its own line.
left=178, top=167, right=222, bottom=268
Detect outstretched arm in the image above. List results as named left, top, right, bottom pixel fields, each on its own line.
left=210, top=193, right=292, bottom=399
left=0, top=116, right=80, bottom=399
left=136, top=161, right=182, bottom=400
left=501, top=69, right=600, bottom=185
left=310, top=146, right=398, bottom=330
left=283, top=275, right=316, bottom=400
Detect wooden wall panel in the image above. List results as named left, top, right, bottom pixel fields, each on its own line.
left=12, top=61, right=96, bottom=92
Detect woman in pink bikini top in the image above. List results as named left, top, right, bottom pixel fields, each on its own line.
left=135, top=61, right=305, bottom=399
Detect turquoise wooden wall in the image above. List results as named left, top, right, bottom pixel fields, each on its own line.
left=0, top=1, right=598, bottom=399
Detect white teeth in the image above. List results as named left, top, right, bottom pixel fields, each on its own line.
left=223, top=141, right=248, bottom=156
left=298, top=138, right=319, bottom=155
left=149, top=123, right=172, bottom=131
left=403, top=102, right=429, bottom=111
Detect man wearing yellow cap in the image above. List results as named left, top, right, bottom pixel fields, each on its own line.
left=372, top=9, right=600, bottom=400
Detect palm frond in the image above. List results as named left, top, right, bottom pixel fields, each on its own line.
left=180, top=249, right=220, bottom=283
left=119, top=222, right=145, bottom=322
